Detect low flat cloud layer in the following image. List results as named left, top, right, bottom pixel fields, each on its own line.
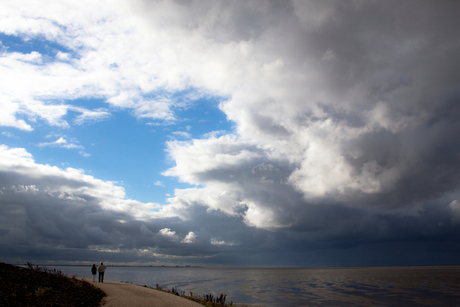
left=1, top=0, right=460, bottom=266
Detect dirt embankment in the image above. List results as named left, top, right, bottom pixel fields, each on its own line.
left=0, top=262, right=105, bottom=307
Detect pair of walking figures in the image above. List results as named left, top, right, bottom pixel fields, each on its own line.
left=91, top=262, right=106, bottom=283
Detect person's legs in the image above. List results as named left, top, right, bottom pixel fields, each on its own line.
left=92, top=274, right=96, bottom=282
left=101, top=272, right=104, bottom=283
left=98, top=272, right=101, bottom=282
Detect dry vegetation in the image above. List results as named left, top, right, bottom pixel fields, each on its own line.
left=152, top=284, right=248, bottom=307
left=0, top=262, right=105, bottom=307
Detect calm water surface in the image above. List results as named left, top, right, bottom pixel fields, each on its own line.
left=52, top=266, right=460, bottom=306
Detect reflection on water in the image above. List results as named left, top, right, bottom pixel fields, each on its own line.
left=53, top=266, right=460, bottom=306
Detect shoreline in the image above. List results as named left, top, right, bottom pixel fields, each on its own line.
left=83, top=278, right=235, bottom=307
left=17, top=264, right=460, bottom=269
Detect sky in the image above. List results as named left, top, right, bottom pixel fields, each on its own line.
left=1, top=0, right=460, bottom=267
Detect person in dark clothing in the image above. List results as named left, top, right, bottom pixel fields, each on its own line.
left=91, top=264, right=97, bottom=282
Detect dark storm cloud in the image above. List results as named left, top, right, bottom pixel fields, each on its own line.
left=163, top=0, right=460, bottom=265
left=2, top=0, right=460, bottom=266
left=0, top=146, right=275, bottom=264
left=2, top=145, right=460, bottom=266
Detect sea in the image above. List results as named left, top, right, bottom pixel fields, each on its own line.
left=49, top=265, right=460, bottom=306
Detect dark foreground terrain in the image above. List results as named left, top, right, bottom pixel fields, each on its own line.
left=0, top=262, right=105, bottom=307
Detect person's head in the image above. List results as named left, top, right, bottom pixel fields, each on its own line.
left=101, top=262, right=103, bottom=265
left=93, top=264, right=95, bottom=266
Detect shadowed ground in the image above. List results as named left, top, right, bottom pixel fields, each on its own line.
left=0, top=263, right=105, bottom=307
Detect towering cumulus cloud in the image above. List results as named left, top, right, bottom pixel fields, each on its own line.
left=1, top=0, right=460, bottom=266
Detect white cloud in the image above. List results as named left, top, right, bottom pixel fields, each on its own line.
left=171, top=131, right=192, bottom=139
left=243, top=201, right=282, bottom=229
left=2, top=131, right=15, bottom=138
left=73, top=108, right=111, bottom=125
left=181, top=231, right=197, bottom=244
left=154, top=181, right=165, bottom=187
left=0, top=0, right=255, bottom=131
left=55, top=51, right=71, bottom=61
left=164, top=134, right=262, bottom=185
left=211, top=238, right=238, bottom=246
left=158, top=228, right=179, bottom=241
left=0, top=144, right=159, bottom=219
left=38, top=136, right=84, bottom=150
left=79, top=151, right=91, bottom=158
left=0, top=99, right=33, bottom=131
left=158, top=0, right=460, bottom=232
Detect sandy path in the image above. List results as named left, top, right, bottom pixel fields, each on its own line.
left=83, top=279, right=203, bottom=307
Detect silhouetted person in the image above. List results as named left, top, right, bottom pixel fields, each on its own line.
left=91, top=264, right=97, bottom=282
left=98, top=262, right=106, bottom=283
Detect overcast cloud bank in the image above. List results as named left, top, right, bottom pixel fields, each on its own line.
left=1, top=0, right=460, bottom=266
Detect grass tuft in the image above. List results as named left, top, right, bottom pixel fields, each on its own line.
left=152, top=284, right=247, bottom=307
